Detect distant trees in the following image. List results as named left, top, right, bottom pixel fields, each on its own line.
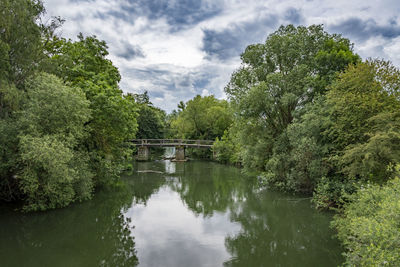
left=169, top=95, right=232, bottom=140
left=130, top=91, right=166, bottom=140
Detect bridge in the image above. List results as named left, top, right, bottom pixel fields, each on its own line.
left=131, top=139, right=214, bottom=161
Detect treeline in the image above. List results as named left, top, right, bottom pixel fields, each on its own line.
left=0, top=0, right=160, bottom=211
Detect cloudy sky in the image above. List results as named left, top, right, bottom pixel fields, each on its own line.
left=43, top=0, right=400, bottom=112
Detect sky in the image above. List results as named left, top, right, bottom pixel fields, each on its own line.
left=43, top=0, right=400, bottom=112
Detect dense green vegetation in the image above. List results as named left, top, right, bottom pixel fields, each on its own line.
left=211, top=24, right=400, bottom=265
left=332, top=177, right=400, bottom=266
left=169, top=95, right=232, bottom=140
left=131, top=91, right=166, bottom=140
left=0, top=0, right=145, bottom=211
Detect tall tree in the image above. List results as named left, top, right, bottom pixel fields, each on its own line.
left=43, top=34, right=138, bottom=185
left=0, top=0, right=44, bottom=87
left=225, top=24, right=360, bottom=172
left=326, top=60, right=400, bottom=182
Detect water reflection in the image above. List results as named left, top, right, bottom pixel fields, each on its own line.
left=0, top=186, right=138, bottom=267
left=123, top=160, right=343, bottom=267
left=0, top=160, right=343, bottom=267
left=169, top=161, right=250, bottom=217
left=224, top=190, right=342, bottom=266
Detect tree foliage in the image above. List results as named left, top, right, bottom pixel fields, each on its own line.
left=170, top=95, right=232, bottom=140
left=17, top=73, right=93, bottom=211
left=130, top=92, right=166, bottom=139
left=333, top=177, right=400, bottom=266
left=223, top=24, right=360, bottom=191
left=0, top=1, right=141, bottom=210
left=42, top=34, right=139, bottom=186
left=0, top=0, right=45, bottom=86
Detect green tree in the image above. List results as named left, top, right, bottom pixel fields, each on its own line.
left=0, top=0, right=45, bottom=87
left=17, top=73, right=93, bottom=211
left=326, top=60, right=400, bottom=150
left=341, top=112, right=400, bottom=183
left=170, top=95, right=232, bottom=140
left=43, top=34, right=138, bottom=185
left=129, top=92, right=166, bottom=139
left=0, top=0, right=140, bottom=209
left=213, top=125, right=242, bottom=165
left=224, top=24, right=359, bottom=188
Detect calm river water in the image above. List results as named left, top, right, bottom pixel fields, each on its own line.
left=0, top=160, right=343, bottom=267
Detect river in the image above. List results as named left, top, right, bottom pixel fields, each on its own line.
left=0, top=160, right=343, bottom=266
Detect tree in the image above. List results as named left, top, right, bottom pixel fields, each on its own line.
left=0, top=0, right=45, bottom=87
left=17, top=73, right=93, bottom=211
left=326, top=60, right=400, bottom=182
left=326, top=60, right=400, bottom=150
left=0, top=0, right=140, bottom=210
left=128, top=92, right=166, bottom=139
left=170, top=95, right=232, bottom=140
left=224, top=24, right=360, bottom=188
left=333, top=176, right=400, bottom=266
left=43, top=34, right=138, bottom=186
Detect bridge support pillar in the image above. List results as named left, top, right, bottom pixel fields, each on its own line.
left=175, top=146, right=185, bottom=161
left=137, top=146, right=149, bottom=161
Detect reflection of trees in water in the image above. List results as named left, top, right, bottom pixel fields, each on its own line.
left=0, top=184, right=138, bottom=267
left=223, top=190, right=342, bottom=267
left=124, top=173, right=166, bottom=205
left=123, top=161, right=168, bottom=205
left=170, top=161, right=253, bottom=217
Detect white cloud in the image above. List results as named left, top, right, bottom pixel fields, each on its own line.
left=43, top=0, right=400, bottom=112
left=201, top=89, right=209, bottom=96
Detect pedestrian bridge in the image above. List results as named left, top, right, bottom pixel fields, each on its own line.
left=130, top=139, right=214, bottom=161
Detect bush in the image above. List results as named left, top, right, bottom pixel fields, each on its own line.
left=332, top=177, right=400, bottom=266
left=213, top=129, right=241, bottom=165
left=19, top=135, right=93, bottom=211
left=312, top=176, right=358, bottom=210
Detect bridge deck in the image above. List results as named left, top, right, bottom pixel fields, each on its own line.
left=131, top=139, right=214, bottom=148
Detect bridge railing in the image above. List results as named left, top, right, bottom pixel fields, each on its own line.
left=130, top=139, right=214, bottom=147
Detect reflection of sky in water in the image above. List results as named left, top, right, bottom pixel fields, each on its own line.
left=164, top=160, right=176, bottom=174
left=124, top=186, right=241, bottom=267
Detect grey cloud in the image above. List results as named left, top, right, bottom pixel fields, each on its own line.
left=193, top=74, right=212, bottom=89
left=284, top=8, right=303, bottom=24
left=148, top=91, right=164, bottom=99
left=329, top=17, right=400, bottom=42
left=202, top=14, right=278, bottom=61
left=120, top=64, right=225, bottom=111
left=114, top=0, right=222, bottom=31
left=116, top=41, right=145, bottom=60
